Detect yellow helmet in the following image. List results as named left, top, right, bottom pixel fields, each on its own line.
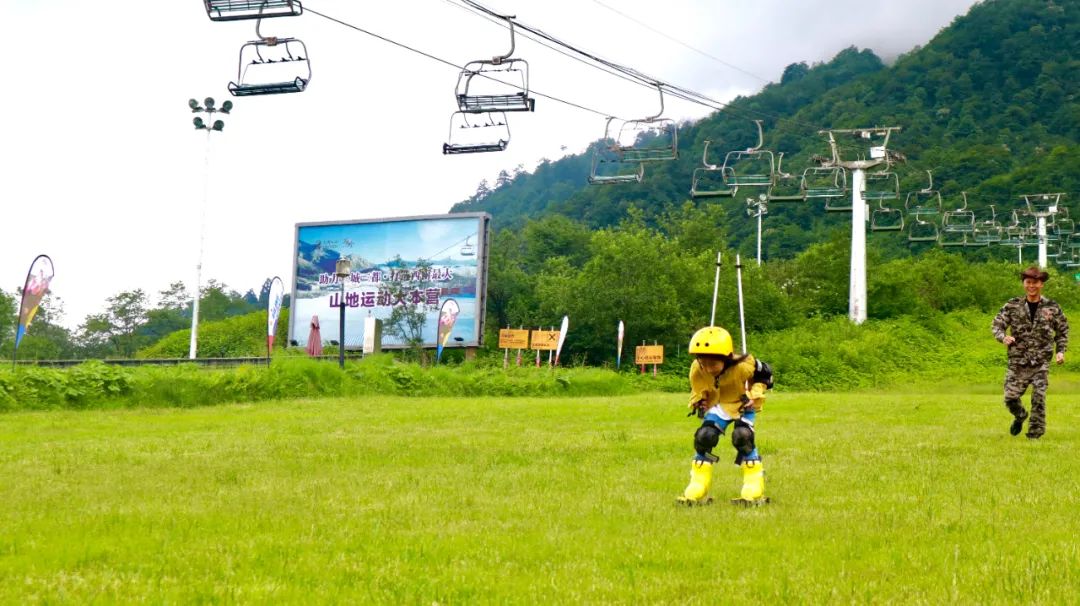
left=688, top=326, right=733, bottom=356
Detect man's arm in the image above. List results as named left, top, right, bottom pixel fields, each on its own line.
left=1054, top=307, right=1069, bottom=356
left=991, top=304, right=1010, bottom=343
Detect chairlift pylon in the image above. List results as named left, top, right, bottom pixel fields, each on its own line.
left=205, top=0, right=302, bottom=21
left=455, top=19, right=536, bottom=113
left=443, top=111, right=510, bottom=154
left=1023, top=193, right=1064, bottom=216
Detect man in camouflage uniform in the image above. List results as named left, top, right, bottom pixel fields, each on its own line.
left=991, top=266, right=1069, bottom=439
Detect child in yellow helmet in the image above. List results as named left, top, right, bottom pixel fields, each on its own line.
left=677, top=325, right=773, bottom=506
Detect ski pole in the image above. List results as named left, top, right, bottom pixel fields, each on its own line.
left=736, top=254, right=747, bottom=354
left=710, top=251, right=722, bottom=326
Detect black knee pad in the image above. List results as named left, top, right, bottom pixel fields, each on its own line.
left=694, top=423, right=722, bottom=456
left=731, top=421, right=755, bottom=456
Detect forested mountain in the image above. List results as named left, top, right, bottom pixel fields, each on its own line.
left=452, top=0, right=1079, bottom=262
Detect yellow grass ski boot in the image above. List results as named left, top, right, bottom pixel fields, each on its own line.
left=676, top=459, right=714, bottom=506
left=732, top=460, right=769, bottom=506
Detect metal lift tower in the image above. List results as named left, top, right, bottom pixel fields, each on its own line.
left=818, top=127, right=902, bottom=324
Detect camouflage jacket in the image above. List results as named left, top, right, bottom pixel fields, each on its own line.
left=991, top=296, right=1069, bottom=367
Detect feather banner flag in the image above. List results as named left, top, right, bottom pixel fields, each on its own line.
left=436, top=298, right=460, bottom=364
left=266, top=276, right=285, bottom=358
left=617, top=320, right=624, bottom=369
left=555, top=315, right=569, bottom=366
left=15, top=254, right=54, bottom=353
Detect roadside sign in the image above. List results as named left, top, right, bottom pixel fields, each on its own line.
left=531, top=330, right=560, bottom=351
left=635, top=345, right=664, bottom=365
left=498, top=329, right=530, bottom=349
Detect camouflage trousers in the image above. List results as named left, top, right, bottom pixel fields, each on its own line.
left=1003, top=363, right=1049, bottom=438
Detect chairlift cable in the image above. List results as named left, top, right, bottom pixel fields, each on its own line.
left=304, top=6, right=613, bottom=118
left=589, top=0, right=772, bottom=84
left=454, top=0, right=827, bottom=132
left=441, top=0, right=673, bottom=104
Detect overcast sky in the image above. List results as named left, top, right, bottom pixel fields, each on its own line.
left=1, top=0, right=981, bottom=329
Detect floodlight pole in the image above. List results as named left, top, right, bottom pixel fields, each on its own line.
left=819, top=127, right=901, bottom=325
left=186, top=97, right=232, bottom=359
left=747, top=194, right=768, bottom=267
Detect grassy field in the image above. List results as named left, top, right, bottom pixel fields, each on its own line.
left=3, top=380, right=1080, bottom=604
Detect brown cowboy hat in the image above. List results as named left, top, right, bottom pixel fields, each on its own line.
left=1019, top=266, right=1050, bottom=282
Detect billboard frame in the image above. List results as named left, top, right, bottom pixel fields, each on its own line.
left=288, top=212, right=491, bottom=351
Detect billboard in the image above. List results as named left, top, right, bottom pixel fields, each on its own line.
left=289, top=213, right=490, bottom=350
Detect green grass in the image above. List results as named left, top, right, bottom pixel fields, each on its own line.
left=2, top=383, right=1079, bottom=603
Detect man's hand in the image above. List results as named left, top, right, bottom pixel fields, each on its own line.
left=1003, top=336, right=1016, bottom=346
left=1056, top=352, right=1065, bottom=365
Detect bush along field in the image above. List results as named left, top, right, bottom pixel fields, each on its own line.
left=0, top=308, right=1036, bottom=411
left=2, top=388, right=1079, bottom=603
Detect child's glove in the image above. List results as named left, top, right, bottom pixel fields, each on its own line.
left=738, top=393, right=754, bottom=413
left=687, top=399, right=708, bottom=418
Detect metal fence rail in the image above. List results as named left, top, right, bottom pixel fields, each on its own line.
left=12, top=354, right=365, bottom=369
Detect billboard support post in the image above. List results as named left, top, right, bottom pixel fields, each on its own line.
left=335, top=257, right=351, bottom=369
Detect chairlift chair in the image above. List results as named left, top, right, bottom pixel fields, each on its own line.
left=205, top=0, right=302, bottom=21
left=903, top=170, right=942, bottom=216
left=904, top=189, right=943, bottom=216
left=691, top=168, right=735, bottom=198
left=443, top=111, right=510, bottom=154
left=907, top=217, right=939, bottom=243
left=1000, top=214, right=1033, bottom=246
left=608, top=86, right=678, bottom=162
left=937, top=227, right=968, bottom=247
left=941, top=193, right=976, bottom=233
left=862, top=171, right=900, bottom=201
left=972, top=205, right=1003, bottom=244
left=1060, top=248, right=1080, bottom=268
left=973, top=223, right=1003, bottom=244
left=719, top=120, right=774, bottom=187
left=228, top=38, right=311, bottom=96
left=455, top=21, right=535, bottom=113
left=460, top=236, right=476, bottom=256
left=766, top=153, right=806, bottom=202
left=1046, top=242, right=1063, bottom=259
left=870, top=201, right=904, bottom=232
left=1053, top=216, right=1075, bottom=237
left=801, top=166, right=848, bottom=200
left=589, top=143, right=645, bottom=184
left=456, top=60, right=535, bottom=113
left=689, top=140, right=735, bottom=198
